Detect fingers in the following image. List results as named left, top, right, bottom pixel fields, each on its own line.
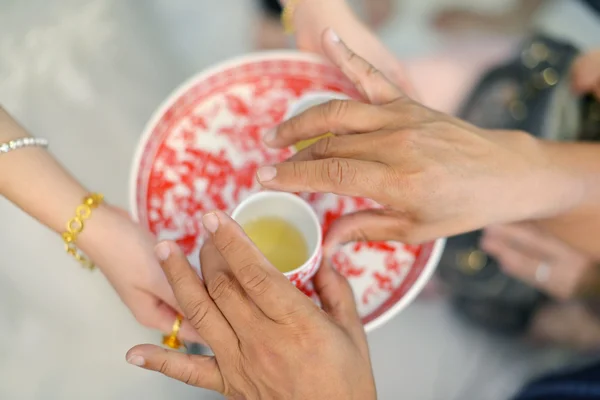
left=479, top=233, right=540, bottom=281
left=257, top=158, right=389, bottom=200
left=126, top=344, right=224, bottom=392
left=151, top=279, right=206, bottom=343
left=156, top=302, right=206, bottom=344
left=323, top=209, right=410, bottom=256
left=285, top=130, right=394, bottom=164
left=483, top=224, right=560, bottom=259
left=571, top=50, right=600, bottom=96
left=200, top=238, right=264, bottom=335
left=154, top=241, right=236, bottom=353
left=201, top=211, right=312, bottom=321
left=264, top=99, right=395, bottom=149
left=321, top=28, right=404, bottom=105
left=313, top=259, right=365, bottom=352
left=479, top=232, right=570, bottom=298
left=480, top=226, right=588, bottom=300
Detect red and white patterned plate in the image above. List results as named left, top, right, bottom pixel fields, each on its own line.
left=129, top=51, right=445, bottom=333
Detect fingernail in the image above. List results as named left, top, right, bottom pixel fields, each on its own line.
left=328, top=28, right=340, bottom=43
left=202, top=212, right=220, bottom=233
left=257, top=166, right=277, bottom=182
left=127, top=355, right=145, bottom=367
left=263, top=128, right=277, bottom=143
left=155, top=242, right=171, bottom=261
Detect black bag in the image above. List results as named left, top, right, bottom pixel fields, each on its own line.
left=437, top=34, right=600, bottom=335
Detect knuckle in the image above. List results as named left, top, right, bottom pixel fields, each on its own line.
left=396, top=129, right=420, bottom=151
left=207, top=272, right=236, bottom=302
left=364, top=64, right=381, bottom=80
left=157, top=357, right=200, bottom=387
left=344, top=47, right=359, bottom=64
left=184, top=297, right=212, bottom=330
left=309, top=135, right=334, bottom=159
left=168, top=272, right=189, bottom=292
left=323, top=158, right=357, bottom=187
left=181, top=357, right=201, bottom=386
left=292, top=161, right=311, bottom=186
left=217, top=235, right=241, bottom=256
left=323, top=99, right=349, bottom=124
left=239, top=264, right=271, bottom=296
left=158, top=359, right=171, bottom=376
left=285, top=115, right=303, bottom=138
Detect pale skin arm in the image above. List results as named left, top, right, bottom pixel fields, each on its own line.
left=535, top=50, right=600, bottom=257
left=0, top=107, right=201, bottom=342
left=534, top=142, right=600, bottom=258
left=0, top=107, right=110, bottom=241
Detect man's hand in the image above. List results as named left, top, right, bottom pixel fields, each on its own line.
left=126, top=211, right=376, bottom=400
left=260, top=29, right=578, bottom=252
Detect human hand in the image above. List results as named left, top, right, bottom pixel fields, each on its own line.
left=291, top=0, right=414, bottom=95
left=571, top=49, right=600, bottom=99
left=260, top=30, right=577, bottom=251
left=480, top=223, right=598, bottom=301
left=81, top=205, right=201, bottom=343
left=126, top=210, right=376, bottom=400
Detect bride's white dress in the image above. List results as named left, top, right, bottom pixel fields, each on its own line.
left=0, top=1, right=597, bottom=399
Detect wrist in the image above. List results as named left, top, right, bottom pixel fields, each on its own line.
left=536, top=141, right=599, bottom=214
left=77, top=203, right=123, bottom=265
left=524, top=138, right=586, bottom=220
left=485, top=130, right=584, bottom=223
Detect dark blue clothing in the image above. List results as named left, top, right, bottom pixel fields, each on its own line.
left=513, top=362, right=600, bottom=399
left=580, top=0, right=600, bottom=15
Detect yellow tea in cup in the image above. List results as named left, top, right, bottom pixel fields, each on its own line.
left=242, top=216, right=308, bottom=273
left=231, top=191, right=323, bottom=287
left=294, top=132, right=334, bottom=151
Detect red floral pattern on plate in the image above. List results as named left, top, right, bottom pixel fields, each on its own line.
left=131, top=52, right=442, bottom=332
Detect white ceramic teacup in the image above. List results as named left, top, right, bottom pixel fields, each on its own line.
left=284, top=91, right=350, bottom=151
left=231, top=191, right=322, bottom=288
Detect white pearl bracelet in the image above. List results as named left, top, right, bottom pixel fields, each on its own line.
left=0, top=137, right=48, bottom=154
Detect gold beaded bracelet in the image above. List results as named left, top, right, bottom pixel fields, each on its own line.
left=281, top=0, right=301, bottom=34
left=61, top=193, right=104, bottom=271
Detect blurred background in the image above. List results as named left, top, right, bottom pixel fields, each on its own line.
left=1, top=0, right=599, bottom=399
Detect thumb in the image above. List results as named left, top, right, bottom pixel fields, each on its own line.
left=126, top=344, right=224, bottom=392
left=314, top=258, right=360, bottom=327
left=323, top=209, right=411, bottom=256
left=313, top=259, right=367, bottom=355
left=321, top=28, right=405, bottom=105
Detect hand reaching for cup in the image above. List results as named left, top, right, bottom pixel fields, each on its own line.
left=126, top=210, right=376, bottom=400
left=480, top=223, right=599, bottom=301
left=260, top=29, right=577, bottom=252
left=291, top=0, right=414, bottom=95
